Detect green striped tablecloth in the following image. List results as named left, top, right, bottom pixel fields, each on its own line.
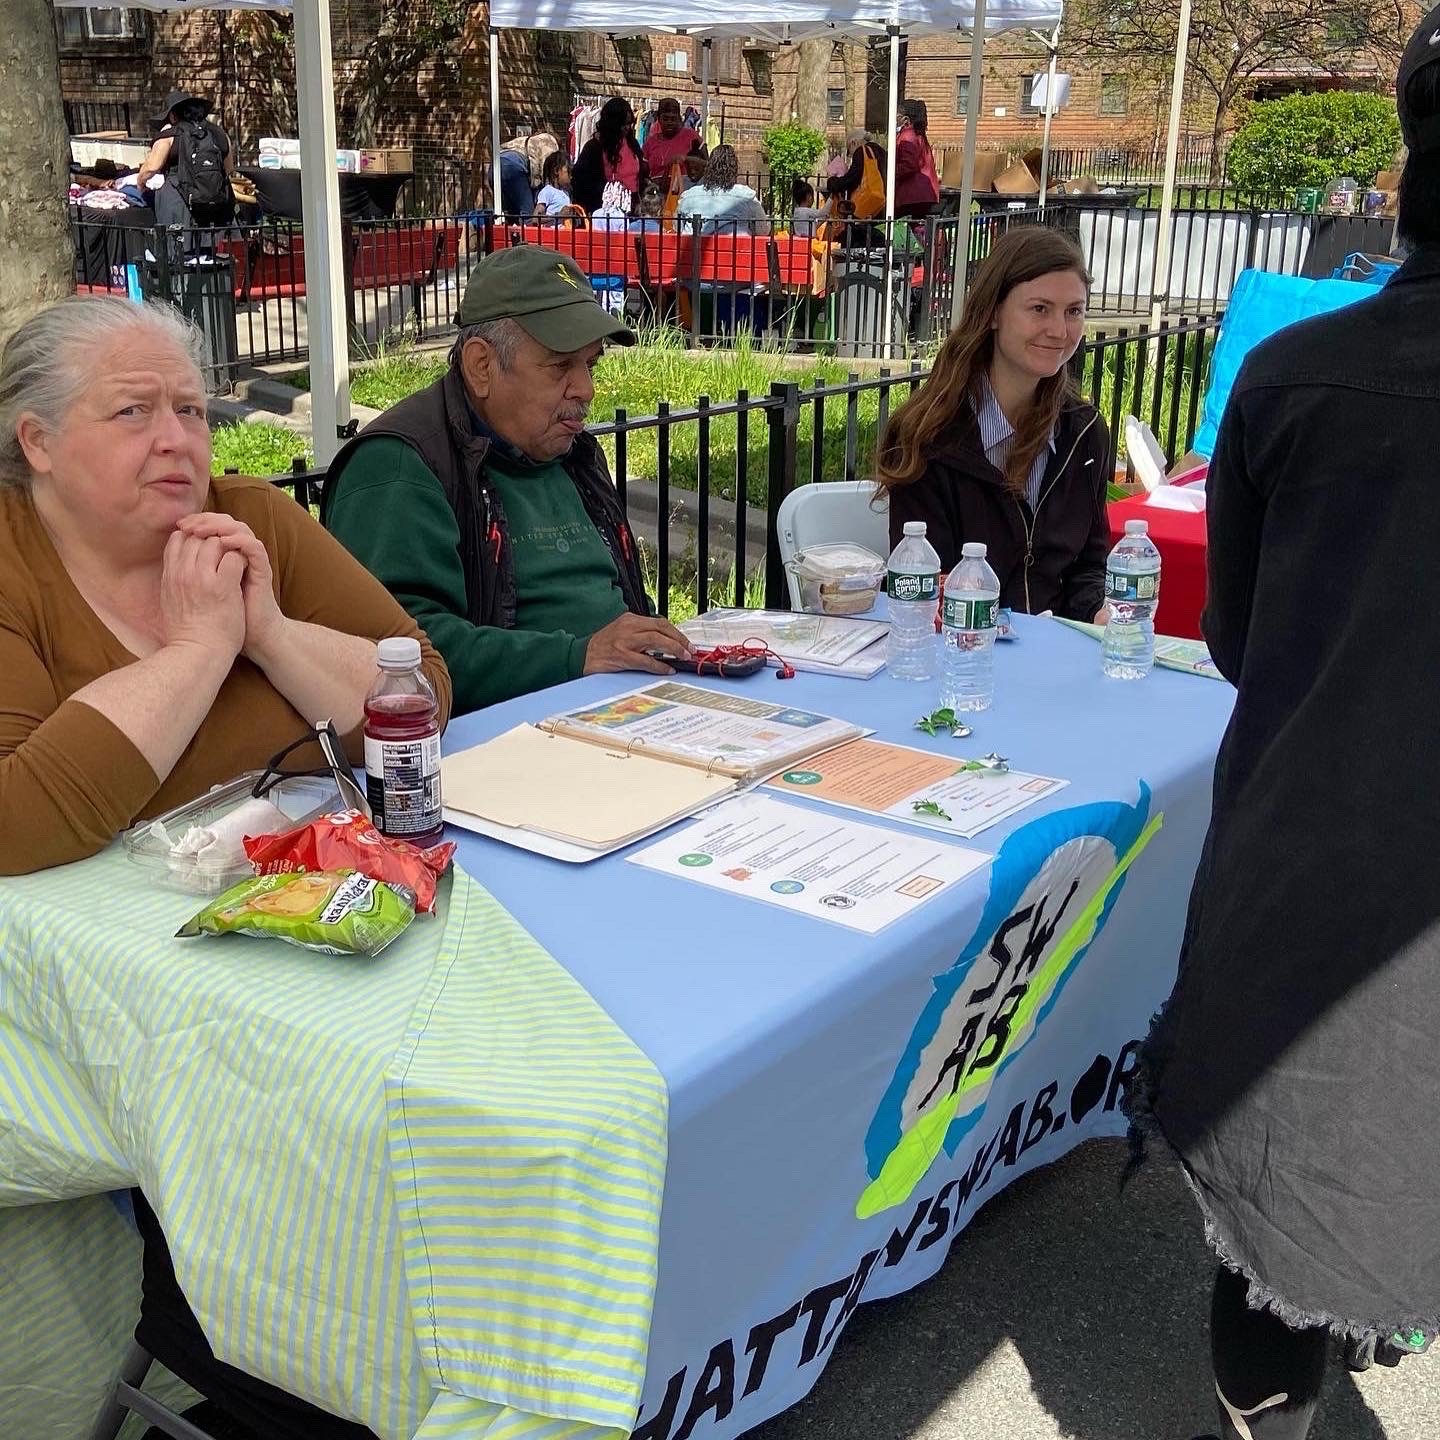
left=0, top=850, right=668, bottom=1440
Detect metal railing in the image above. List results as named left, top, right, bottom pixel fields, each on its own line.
left=65, top=99, right=135, bottom=136
left=257, top=316, right=1221, bottom=613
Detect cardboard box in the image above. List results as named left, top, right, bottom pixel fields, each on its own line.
left=1374, top=169, right=1403, bottom=218
left=940, top=149, right=1001, bottom=192
left=1054, top=175, right=1100, bottom=196
left=359, top=148, right=413, bottom=174
left=994, top=160, right=1040, bottom=196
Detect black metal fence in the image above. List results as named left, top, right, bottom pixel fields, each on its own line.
left=65, top=99, right=136, bottom=136
left=72, top=196, right=1385, bottom=381
left=258, top=315, right=1220, bottom=614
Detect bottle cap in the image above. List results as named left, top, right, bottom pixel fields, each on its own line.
left=377, top=637, right=422, bottom=671
left=1124, top=519, right=1150, bottom=536
left=961, top=542, right=988, bottom=558
left=902, top=521, right=927, bottom=537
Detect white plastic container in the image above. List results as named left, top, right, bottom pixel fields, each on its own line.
left=122, top=772, right=342, bottom=895
left=786, top=542, right=886, bottom=615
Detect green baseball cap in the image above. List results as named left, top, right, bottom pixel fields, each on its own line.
left=456, top=245, right=636, bottom=350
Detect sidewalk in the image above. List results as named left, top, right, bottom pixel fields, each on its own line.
left=745, top=1140, right=1435, bottom=1440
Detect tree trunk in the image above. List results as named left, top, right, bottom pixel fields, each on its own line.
left=793, top=39, right=832, bottom=132
left=0, top=0, right=73, bottom=345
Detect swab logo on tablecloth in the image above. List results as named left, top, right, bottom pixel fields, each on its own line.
left=857, top=786, right=1161, bottom=1218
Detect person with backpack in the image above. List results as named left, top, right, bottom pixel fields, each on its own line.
left=134, top=90, right=236, bottom=227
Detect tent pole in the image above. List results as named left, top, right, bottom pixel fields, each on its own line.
left=701, top=39, right=712, bottom=135
left=1150, top=0, right=1192, bottom=333
left=292, top=0, right=350, bottom=465
left=490, top=28, right=504, bottom=216
left=882, top=25, right=900, bottom=359
left=948, top=0, right=986, bottom=330
left=1036, top=26, right=1058, bottom=211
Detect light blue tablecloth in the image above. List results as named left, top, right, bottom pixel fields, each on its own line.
left=443, top=614, right=1234, bottom=1440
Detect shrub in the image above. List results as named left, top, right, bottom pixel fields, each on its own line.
left=1226, top=90, right=1402, bottom=199
left=762, top=121, right=828, bottom=210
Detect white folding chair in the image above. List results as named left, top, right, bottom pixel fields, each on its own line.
left=774, top=481, right=890, bottom=609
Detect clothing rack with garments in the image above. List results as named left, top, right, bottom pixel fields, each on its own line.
left=569, top=89, right=709, bottom=161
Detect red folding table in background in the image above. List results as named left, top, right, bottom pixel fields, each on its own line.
left=1107, top=480, right=1210, bottom=641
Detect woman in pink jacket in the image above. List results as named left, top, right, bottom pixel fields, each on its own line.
left=894, top=100, right=940, bottom=219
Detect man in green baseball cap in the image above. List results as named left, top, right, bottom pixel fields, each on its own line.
left=322, top=246, right=689, bottom=715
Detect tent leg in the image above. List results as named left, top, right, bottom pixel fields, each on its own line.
left=293, top=0, right=350, bottom=465
left=701, top=40, right=712, bottom=136
left=1150, top=0, right=1192, bottom=333
left=882, top=26, right=900, bottom=360
left=948, top=0, right=987, bottom=330
left=490, top=29, right=504, bottom=216
left=1037, top=31, right=1058, bottom=211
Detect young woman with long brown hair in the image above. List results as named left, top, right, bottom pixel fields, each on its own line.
left=877, top=226, right=1111, bottom=623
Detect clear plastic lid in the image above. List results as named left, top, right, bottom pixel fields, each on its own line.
left=1124, top=519, right=1150, bottom=536
left=786, top=541, right=887, bottom=588
left=902, top=521, right=927, bottom=537
left=123, top=771, right=345, bottom=895
left=961, top=541, right=988, bottom=557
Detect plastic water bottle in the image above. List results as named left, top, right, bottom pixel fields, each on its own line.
left=886, top=521, right=941, bottom=681
left=364, top=637, right=444, bottom=844
left=1102, top=520, right=1162, bottom=680
left=941, top=542, right=1001, bottom=711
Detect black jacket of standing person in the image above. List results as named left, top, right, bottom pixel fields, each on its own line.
left=1135, top=8, right=1440, bottom=1400
left=877, top=225, right=1111, bottom=622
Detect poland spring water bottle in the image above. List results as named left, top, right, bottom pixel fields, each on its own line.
left=941, top=542, right=1001, bottom=711
left=1102, top=519, right=1162, bottom=680
left=886, top=520, right=941, bottom=681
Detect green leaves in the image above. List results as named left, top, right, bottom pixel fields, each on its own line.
left=1226, top=91, right=1402, bottom=198
left=761, top=122, right=828, bottom=190
left=914, top=709, right=974, bottom=739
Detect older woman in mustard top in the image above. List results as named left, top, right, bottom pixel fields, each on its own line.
left=0, top=295, right=451, bottom=876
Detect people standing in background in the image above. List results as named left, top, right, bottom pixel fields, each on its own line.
left=499, top=147, right=534, bottom=217
left=534, top=153, right=573, bottom=217
left=571, top=98, right=646, bottom=215
left=675, top=145, right=769, bottom=236
left=894, top=100, right=940, bottom=219
left=824, top=128, right=887, bottom=219
left=789, top=180, right=829, bottom=238
left=642, top=98, right=706, bottom=179
left=135, top=91, right=235, bottom=228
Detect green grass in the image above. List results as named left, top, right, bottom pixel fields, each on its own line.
left=211, top=419, right=311, bottom=477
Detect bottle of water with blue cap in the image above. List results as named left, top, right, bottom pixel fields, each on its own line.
left=886, top=521, right=941, bottom=681
left=1102, top=519, right=1162, bottom=679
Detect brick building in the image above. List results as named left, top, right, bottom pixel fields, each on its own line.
left=56, top=3, right=1404, bottom=202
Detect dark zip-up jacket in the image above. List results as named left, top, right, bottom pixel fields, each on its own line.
left=319, top=367, right=650, bottom=713
left=887, top=395, right=1111, bottom=620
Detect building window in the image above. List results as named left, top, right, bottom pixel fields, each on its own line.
left=827, top=87, right=845, bottom=124
left=712, top=38, right=741, bottom=87
left=1100, top=75, right=1129, bottom=116
left=954, top=74, right=982, bottom=116
left=1018, top=76, right=1044, bottom=115
left=56, top=7, right=140, bottom=45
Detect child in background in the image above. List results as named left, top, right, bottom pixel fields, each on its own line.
left=629, top=182, right=665, bottom=234
left=534, top=153, right=573, bottom=216
left=789, top=179, right=829, bottom=238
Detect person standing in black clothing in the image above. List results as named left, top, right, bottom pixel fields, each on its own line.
left=570, top=97, right=646, bottom=215
left=134, top=90, right=236, bottom=228
left=1132, top=11, right=1440, bottom=1438
left=875, top=226, right=1110, bottom=622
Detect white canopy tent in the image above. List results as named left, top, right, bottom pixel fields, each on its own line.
left=54, top=0, right=352, bottom=464
left=489, top=0, right=1061, bottom=342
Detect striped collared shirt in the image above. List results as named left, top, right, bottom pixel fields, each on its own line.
left=973, top=377, right=1056, bottom=511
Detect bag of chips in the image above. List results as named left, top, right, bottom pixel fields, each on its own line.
left=177, top=870, right=416, bottom=956
left=244, top=810, right=454, bottom=914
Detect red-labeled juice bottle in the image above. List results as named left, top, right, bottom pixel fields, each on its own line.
left=364, top=638, right=443, bottom=846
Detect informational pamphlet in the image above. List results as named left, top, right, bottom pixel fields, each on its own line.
left=765, top=737, right=1067, bottom=839
left=629, top=794, right=990, bottom=933
left=679, top=609, right=889, bottom=678
left=1057, top=617, right=1223, bottom=679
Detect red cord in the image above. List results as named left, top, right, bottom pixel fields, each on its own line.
left=686, top=639, right=796, bottom=679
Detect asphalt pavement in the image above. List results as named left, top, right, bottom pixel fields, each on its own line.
left=743, top=1139, right=1438, bottom=1440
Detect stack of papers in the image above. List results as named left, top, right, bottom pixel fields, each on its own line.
left=680, top=608, right=890, bottom=679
